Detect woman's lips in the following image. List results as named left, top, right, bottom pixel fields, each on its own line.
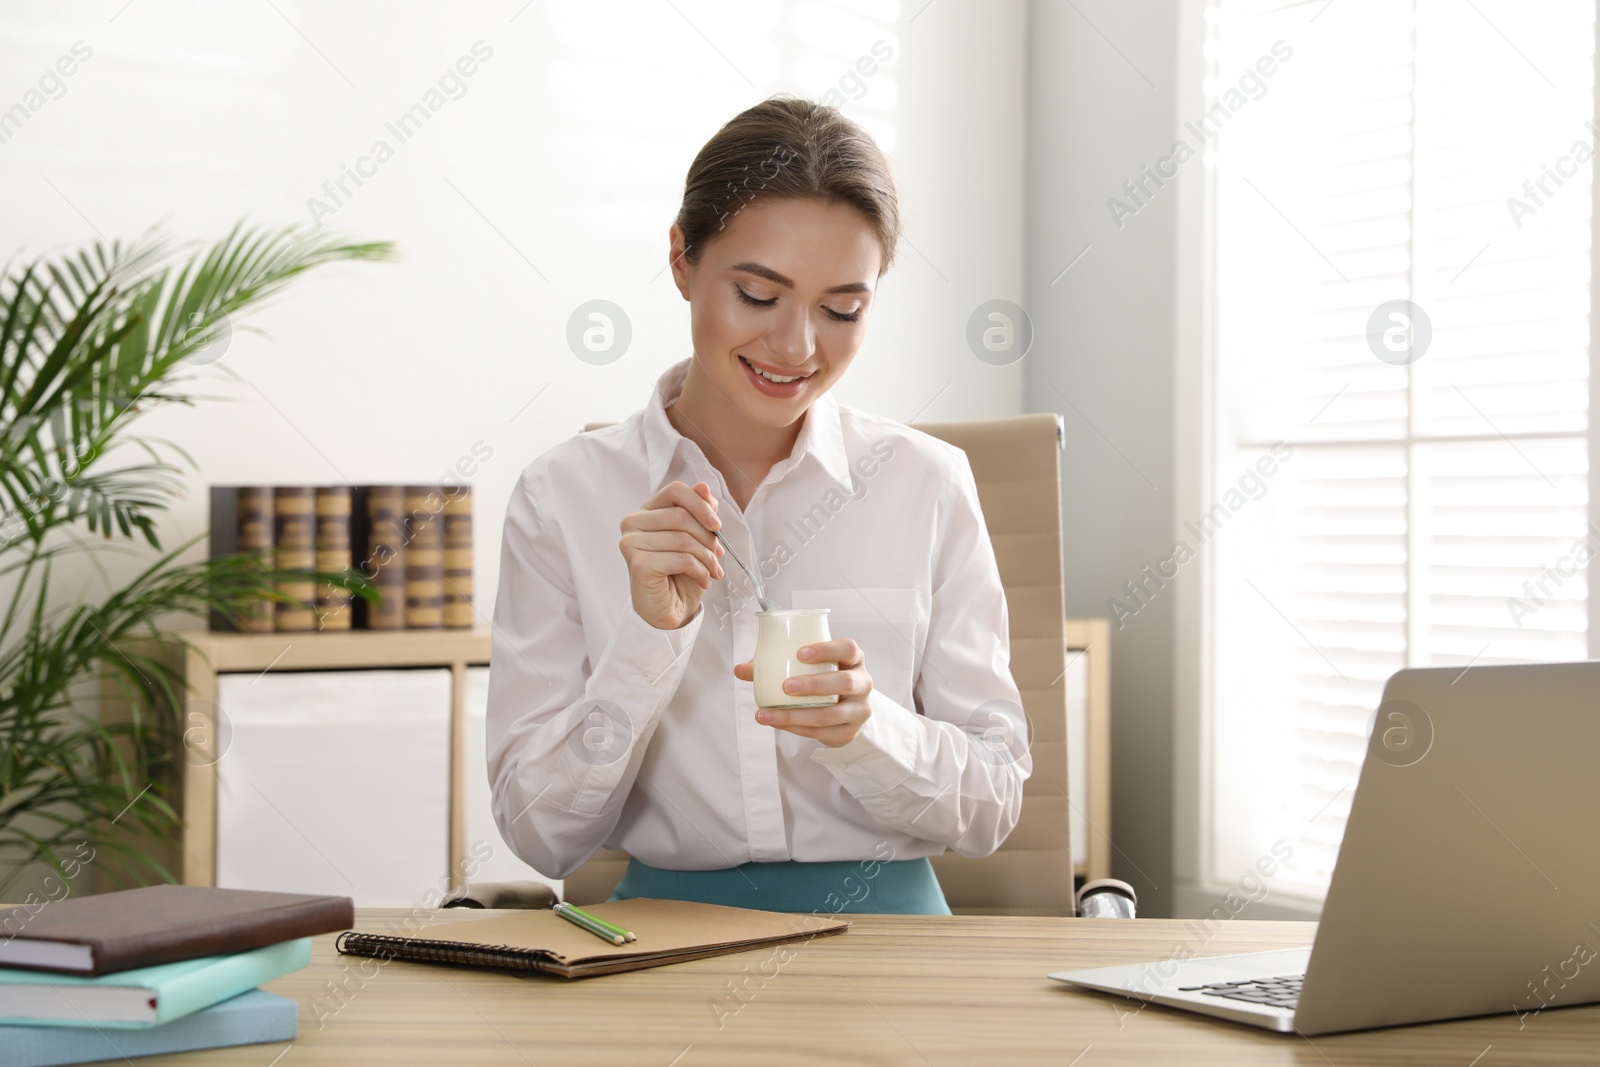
left=739, top=355, right=810, bottom=398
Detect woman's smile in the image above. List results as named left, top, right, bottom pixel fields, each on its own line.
left=738, top=354, right=813, bottom=398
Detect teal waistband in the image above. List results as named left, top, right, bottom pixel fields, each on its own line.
left=608, top=855, right=952, bottom=916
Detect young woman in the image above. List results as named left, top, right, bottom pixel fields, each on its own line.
left=485, top=95, right=1030, bottom=915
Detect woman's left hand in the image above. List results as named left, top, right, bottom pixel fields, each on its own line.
left=733, top=638, right=873, bottom=747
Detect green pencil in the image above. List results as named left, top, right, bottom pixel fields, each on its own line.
left=553, top=902, right=624, bottom=945
left=559, top=901, right=637, bottom=943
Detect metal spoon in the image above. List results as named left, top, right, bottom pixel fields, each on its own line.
left=713, top=528, right=781, bottom=612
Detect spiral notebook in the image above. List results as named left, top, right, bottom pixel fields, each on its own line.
left=336, top=898, right=850, bottom=979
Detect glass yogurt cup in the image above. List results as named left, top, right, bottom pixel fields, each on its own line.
left=754, top=607, right=841, bottom=709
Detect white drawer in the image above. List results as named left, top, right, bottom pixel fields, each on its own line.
left=214, top=668, right=451, bottom=907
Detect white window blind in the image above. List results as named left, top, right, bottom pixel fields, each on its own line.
left=1205, top=0, right=1594, bottom=902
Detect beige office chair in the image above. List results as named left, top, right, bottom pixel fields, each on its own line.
left=549, top=412, right=1076, bottom=916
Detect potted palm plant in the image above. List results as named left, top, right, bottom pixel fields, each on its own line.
left=0, top=223, right=395, bottom=898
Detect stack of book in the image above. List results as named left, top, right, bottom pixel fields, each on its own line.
left=0, top=885, right=352, bottom=1067
left=208, top=484, right=474, bottom=633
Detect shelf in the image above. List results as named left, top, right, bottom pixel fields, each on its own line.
left=166, top=626, right=493, bottom=672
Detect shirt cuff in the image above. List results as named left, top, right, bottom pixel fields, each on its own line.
left=599, top=600, right=703, bottom=689
left=808, top=687, right=921, bottom=796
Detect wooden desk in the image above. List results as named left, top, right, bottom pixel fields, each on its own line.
left=139, top=910, right=1595, bottom=1065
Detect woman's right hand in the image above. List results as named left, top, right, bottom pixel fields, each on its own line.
left=619, top=480, right=727, bottom=630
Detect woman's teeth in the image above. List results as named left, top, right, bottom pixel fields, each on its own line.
left=744, top=357, right=806, bottom=384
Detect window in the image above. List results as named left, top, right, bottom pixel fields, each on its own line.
left=1200, top=0, right=1595, bottom=902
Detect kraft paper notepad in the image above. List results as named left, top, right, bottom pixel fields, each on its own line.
left=335, top=898, right=850, bottom=979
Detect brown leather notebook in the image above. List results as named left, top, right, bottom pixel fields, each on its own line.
left=336, top=898, right=850, bottom=979
left=0, top=885, right=354, bottom=977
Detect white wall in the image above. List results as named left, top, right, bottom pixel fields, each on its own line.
left=3, top=0, right=1027, bottom=608
left=0, top=0, right=1027, bottom=894
left=1025, top=0, right=1182, bottom=917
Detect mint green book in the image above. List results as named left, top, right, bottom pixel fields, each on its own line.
left=2, top=988, right=298, bottom=1067
left=0, top=938, right=310, bottom=1029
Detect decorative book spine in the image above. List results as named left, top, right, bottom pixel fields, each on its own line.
left=403, top=485, right=445, bottom=629
left=443, top=486, right=473, bottom=629
left=273, top=487, right=316, bottom=632
left=364, top=486, right=407, bottom=631
left=314, top=486, right=353, bottom=631
left=236, top=487, right=275, bottom=633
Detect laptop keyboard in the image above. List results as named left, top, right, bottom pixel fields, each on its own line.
left=1178, top=974, right=1303, bottom=1010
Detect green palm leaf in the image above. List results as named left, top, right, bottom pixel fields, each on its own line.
left=0, top=222, right=395, bottom=896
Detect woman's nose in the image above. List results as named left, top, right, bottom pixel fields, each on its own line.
left=768, top=304, right=815, bottom=364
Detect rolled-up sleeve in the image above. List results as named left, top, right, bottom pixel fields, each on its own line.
left=809, top=449, right=1031, bottom=857
left=485, top=464, right=703, bottom=878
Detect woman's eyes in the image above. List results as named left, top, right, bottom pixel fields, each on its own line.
left=734, top=285, right=860, bottom=323
left=734, top=286, right=777, bottom=309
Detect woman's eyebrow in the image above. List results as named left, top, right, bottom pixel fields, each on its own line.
left=730, top=261, right=871, bottom=295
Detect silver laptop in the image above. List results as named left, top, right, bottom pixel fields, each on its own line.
left=1049, top=661, right=1600, bottom=1035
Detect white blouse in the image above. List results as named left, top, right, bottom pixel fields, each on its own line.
left=485, top=358, right=1031, bottom=878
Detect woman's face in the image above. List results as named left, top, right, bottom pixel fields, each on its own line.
left=670, top=196, right=881, bottom=429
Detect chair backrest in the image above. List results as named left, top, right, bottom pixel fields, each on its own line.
left=559, top=413, right=1071, bottom=914
left=911, top=413, right=1070, bottom=914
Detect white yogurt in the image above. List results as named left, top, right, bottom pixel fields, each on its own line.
left=754, top=608, right=840, bottom=709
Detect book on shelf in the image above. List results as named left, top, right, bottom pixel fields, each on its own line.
left=272, top=487, right=316, bottom=632
left=443, top=485, right=473, bottom=629
left=208, top=483, right=474, bottom=633
left=207, top=486, right=277, bottom=634
left=403, top=485, right=445, bottom=629
left=0, top=885, right=352, bottom=977
left=0, top=938, right=310, bottom=1028
left=314, top=485, right=353, bottom=631
left=352, top=485, right=406, bottom=631
left=1, top=988, right=297, bottom=1067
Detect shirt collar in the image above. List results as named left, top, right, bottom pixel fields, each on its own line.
left=642, top=358, right=856, bottom=497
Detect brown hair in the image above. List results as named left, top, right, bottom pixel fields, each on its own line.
left=673, top=94, right=901, bottom=275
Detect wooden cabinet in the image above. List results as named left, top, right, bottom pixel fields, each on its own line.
left=104, top=622, right=1109, bottom=902
left=103, top=629, right=512, bottom=903
left=1067, top=618, right=1112, bottom=882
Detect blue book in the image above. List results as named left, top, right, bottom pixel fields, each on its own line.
left=0, top=988, right=297, bottom=1067
left=0, top=939, right=309, bottom=1029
